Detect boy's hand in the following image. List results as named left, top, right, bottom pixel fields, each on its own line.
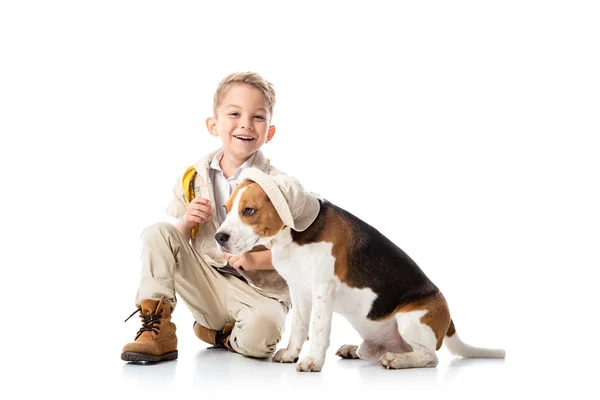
left=183, top=196, right=212, bottom=230
left=223, top=252, right=252, bottom=271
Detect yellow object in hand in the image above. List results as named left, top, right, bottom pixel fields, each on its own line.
left=181, top=165, right=199, bottom=239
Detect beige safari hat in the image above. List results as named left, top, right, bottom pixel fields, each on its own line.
left=238, top=168, right=320, bottom=232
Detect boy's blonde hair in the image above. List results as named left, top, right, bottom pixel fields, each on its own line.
left=213, top=72, right=276, bottom=119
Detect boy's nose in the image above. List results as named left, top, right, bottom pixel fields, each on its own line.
left=241, top=118, right=253, bottom=130
left=215, top=232, right=230, bottom=245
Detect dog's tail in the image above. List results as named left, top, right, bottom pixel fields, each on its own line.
left=443, top=320, right=506, bottom=359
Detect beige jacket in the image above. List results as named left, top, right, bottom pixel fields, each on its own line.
left=165, top=149, right=290, bottom=304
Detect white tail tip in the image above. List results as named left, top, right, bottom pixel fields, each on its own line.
left=444, top=334, right=506, bottom=359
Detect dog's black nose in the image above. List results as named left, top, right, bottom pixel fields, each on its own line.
left=215, top=232, right=230, bottom=245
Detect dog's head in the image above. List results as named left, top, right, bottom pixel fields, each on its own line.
left=215, top=180, right=285, bottom=255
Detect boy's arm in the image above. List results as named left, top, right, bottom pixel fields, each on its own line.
left=175, top=219, right=194, bottom=241
left=247, top=250, right=276, bottom=270
left=224, top=250, right=276, bottom=271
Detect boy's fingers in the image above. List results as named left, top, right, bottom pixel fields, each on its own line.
left=189, top=210, right=208, bottom=220
left=190, top=203, right=211, bottom=213
left=188, top=211, right=210, bottom=222
left=192, top=197, right=211, bottom=206
left=185, top=197, right=212, bottom=225
left=188, top=216, right=204, bottom=224
left=231, top=260, right=244, bottom=270
left=188, top=207, right=211, bottom=217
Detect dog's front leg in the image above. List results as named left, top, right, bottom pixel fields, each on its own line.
left=296, top=280, right=336, bottom=372
left=273, top=288, right=311, bottom=363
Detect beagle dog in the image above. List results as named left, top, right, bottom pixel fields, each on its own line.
left=215, top=171, right=505, bottom=372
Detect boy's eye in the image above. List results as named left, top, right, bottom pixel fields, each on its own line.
left=242, top=208, right=256, bottom=216
left=254, top=115, right=266, bottom=120
left=229, top=112, right=240, bottom=117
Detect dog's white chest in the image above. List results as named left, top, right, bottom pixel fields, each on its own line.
left=271, top=241, right=377, bottom=317
left=271, top=242, right=334, bottom=293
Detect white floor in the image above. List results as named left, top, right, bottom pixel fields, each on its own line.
left=15, top=307, right=592, bottom=400
left=116, top=314, right=512, bottom=399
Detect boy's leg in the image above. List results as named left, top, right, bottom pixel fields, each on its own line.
left=127, top=221, right=288, bottom=360
left=223, top=274, right=289, bottom=358
left=135, top=222, right=230, bottom=328
left=123, top=222, right=231, bottom=362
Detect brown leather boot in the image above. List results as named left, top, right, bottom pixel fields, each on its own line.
left=121, top=297, right=178, bottom=362
left=193, top=321, right=235, bottom=352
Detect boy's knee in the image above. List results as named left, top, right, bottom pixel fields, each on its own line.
left=141, top=222, right=178, bottom=243
left=232, top=313, right=284, bottom=358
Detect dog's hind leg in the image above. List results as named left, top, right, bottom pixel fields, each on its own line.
left=378, top=294, right=451, bottom=369
left=379, top=311, right=439, bottom=369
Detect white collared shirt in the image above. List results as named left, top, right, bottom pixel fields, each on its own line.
left=210, top=150, right=256, bottom=224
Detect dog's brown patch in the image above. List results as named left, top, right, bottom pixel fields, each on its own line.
left=390, top=293, right=452, bottom=350
left=325, top=212, right=354, bottom=284
left=239, top=182, right=284, bottom=237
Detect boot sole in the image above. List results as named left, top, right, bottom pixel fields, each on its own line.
left=121, top=350, right=178, bottom=363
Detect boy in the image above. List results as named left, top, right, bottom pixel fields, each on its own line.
left=121, top=72, right=290, bottom=362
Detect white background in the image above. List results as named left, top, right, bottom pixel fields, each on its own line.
left=1, top=1, right=599, bottom=399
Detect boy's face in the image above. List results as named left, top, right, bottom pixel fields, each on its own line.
left=206, top=83, right=275, bottom=161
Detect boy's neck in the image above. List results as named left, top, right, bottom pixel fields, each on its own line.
left=219, top=151, right=254, bottom=179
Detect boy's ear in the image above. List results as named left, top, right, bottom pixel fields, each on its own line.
left=266, top=125, right=276, bottom=143
left=206, top=117, right=218, bottom=137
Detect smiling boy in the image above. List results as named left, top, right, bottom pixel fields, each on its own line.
left=121, top=72, right=290, bottom=363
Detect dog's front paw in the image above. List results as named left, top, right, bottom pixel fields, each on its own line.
left=296, top=356, right=324, bottom=372
left=336, top=344, right=359, bottom=359
left=272, top=348, right=300, bottom=363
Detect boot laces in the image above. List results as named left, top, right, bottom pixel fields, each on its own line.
left=124, top=301, right=164, bottom=340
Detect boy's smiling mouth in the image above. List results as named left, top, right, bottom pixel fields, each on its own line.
left=233, top=135, right=255, bottom=141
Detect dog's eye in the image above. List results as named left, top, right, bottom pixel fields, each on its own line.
left=242, top=208, right=256, bottom=216
left=223, top=205, right=228, bottom=213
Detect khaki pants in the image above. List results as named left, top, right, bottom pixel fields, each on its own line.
left=135, top=222, right=288, bottom=358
